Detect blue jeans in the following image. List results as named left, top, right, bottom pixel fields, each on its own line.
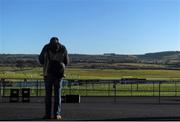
left=44, top=75, right=63, bottom=117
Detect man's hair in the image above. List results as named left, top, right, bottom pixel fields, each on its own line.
left=50, top=37, right=59, bottom=43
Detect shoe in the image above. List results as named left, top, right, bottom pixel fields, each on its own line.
left=43, top=115, right=51, bottom=119
left=56, top=115, right=62, bottom=120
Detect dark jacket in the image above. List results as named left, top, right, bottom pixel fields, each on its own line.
left=39, top=43, right=69, bottom=77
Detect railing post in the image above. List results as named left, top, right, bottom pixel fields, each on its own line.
left=158, top=81, right=161, bottom=104
left=36, top=80, right=38, bottom=96
left=0, top=79, right=1, bottom=97
left=108, top=81, right=110, bottom=96
left=0, top=78, right=1, bottom=97
left=153, top=81, right=155, bottom=96
left=24, top=78, right=27, bottom=87
left=137, top=81, right=139, bottom=91
left=86, top=80, right=87, bottom=96
left=0, top=79, right=2, bottom=97
left=131, top=83, right=133, bottom=96
left=39, top=81, right=41, bottom=96
left=69, top=80, right=72, bottom=94
left=113, top=80, right=116, bottom=103
left=175, top=81, right=177, bottom=96
left=2, top=79, right=5, bottom=97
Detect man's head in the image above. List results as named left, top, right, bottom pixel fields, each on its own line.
left=49, top=37, right=60, bottom=52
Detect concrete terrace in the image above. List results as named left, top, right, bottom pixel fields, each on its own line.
left=0, top=96, right=180, bottom=121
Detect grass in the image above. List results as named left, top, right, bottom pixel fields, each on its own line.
left=1, top=66, right=180, bottom=97
left=1, top=66, right=180, bottom=80
left=66, top=68, right=180, bottom=80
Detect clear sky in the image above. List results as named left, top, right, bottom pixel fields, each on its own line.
left=0, top=0, right=180, bottom=54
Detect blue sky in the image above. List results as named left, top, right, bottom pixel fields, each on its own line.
left=0, top=0, right=180, bottom=54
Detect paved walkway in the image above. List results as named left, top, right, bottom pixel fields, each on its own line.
left=0, top=96, right=180, bottom=120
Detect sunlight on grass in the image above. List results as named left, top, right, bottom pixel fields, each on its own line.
left=0, top=66, right=180, bottom=80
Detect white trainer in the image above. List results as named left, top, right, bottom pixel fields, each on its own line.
left=56, top=115, right=62, bottom=120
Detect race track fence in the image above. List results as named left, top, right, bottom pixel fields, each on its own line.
left=1, top=78, right=180, bottom=98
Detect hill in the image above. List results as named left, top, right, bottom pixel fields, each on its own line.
left=0, top=51, right=180, bottom=69
left=137, top=51, right=180, bottom=65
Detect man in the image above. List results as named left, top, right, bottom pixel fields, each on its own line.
left=39, top=37, right=69, bottom=120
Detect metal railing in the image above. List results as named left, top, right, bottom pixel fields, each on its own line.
left=1, top=78, right=180, bottom=98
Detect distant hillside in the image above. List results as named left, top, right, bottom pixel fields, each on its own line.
left=0, top=51, right=180, bottom=69
left=0, top=54, right=39, bottom=67
left=138, top=51, right=180, bottom=59
left=137, top=51, right=180, bottom=65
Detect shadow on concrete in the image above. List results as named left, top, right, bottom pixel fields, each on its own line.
left=106, top=116, right=180, bottom=121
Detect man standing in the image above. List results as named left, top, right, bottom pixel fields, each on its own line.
left=39, top=37, right=69, bottom=120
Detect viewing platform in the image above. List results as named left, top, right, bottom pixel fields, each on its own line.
left=1, top=96, right=180, bottom=121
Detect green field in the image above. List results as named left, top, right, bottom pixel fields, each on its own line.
left=0, top=66, right=180, bottom=80
left=66, top=68, right=180, bottom=80
left=1, top=65, right=180, bottom=97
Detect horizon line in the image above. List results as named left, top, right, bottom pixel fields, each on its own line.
left=0, top=50, right=180, bottom=55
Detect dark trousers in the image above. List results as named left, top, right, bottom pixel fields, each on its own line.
left=44, top=75, right=62, bottom=117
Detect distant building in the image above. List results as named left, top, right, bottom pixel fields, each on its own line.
left=103, top=53, right=116, bottom=56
